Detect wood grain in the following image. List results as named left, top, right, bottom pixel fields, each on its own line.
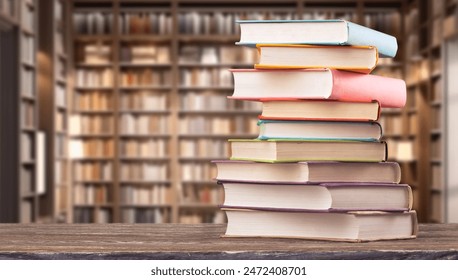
left=0, top=224, right=457, bottom=259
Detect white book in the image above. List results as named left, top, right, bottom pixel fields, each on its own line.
left=69, top=115, right=82, bottom=135
left=36, top=132, right=46, bottom=195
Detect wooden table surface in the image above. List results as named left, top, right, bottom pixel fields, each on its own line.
left=0, top=223, right=457, bottom=259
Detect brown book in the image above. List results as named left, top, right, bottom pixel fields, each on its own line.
left=130, top=15, right=143, bottom=34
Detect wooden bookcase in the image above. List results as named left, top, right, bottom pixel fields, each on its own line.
left=444, top=19, right=458, bottom=223
left=403, top=0, right=457, bottom=222
left=62, top=0, right=411, bottom=224
left=0, top=0, right=42, bottom=222
left=38, top=0, right=71, bottom=222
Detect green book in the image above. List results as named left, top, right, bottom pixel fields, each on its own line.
left=229, top=139, right=387, bottom=163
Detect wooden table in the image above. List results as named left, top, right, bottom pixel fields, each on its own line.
left=0, top=224, right=457, bottom=259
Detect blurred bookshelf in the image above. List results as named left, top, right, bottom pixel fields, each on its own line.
left=61, top=0, right=416, bottom=224
left=38, top=0, right=71, bottom=223
left=1, top=0, right=450, bottom=223
left=0, top=0, right=45, bottom=222
left=402, top=0, right=457, bottom=223
left=0, top=0, right=458, bottom=223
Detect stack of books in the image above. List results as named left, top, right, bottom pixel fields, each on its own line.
left=213, top=19, right=418, bottom=242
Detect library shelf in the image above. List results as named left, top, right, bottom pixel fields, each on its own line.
left=57, top=0, right=451, bottom=224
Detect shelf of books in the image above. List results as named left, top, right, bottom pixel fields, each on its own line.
left=70, top=1, right=116, bottom=223
left=400, top=0, right=457, bottom=222
left=428, top=0, right=457, bottom=223
left=117, top=2, right=174, bottom=223
left=19, top=0, right=41, bottom=222
left=65, top=0, right=416, bottom=223
left=176, top=3, right=302, bottom=223
left=37, top=0, right=70, bottom=222
left=0, top=0, right=17, bottom=23
left=428, top=0, right=445, bottom=223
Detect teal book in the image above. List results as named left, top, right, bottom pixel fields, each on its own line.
left=257, top=120, right=382, bottom=141
left=236, top=19, right=398, bottom=58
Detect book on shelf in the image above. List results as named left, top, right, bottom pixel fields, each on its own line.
left=21, top=68, right=34, bottom=97
left=121, top=184, right=172, bottom=205
left=444, top=15, right=457, bottom=39
left=120, top=12, right=172, bottom=35
left=257, top=120, right=382, bottom=141
left=96, top=209, right=112, bottom=223
left=230, top=69, right=406, bottom=108
left=21, top=200, right=33, bottom=223
left=74, top=91, right=112, bottom=111
left=120, top=163, right=168, bottom=181
left=122, top=208, right=170, bottom=223
left=120, top=45, right=170, bottom=64
left=259, top=100, right=380, bottom=122
left=21, top=133, right=33, bottom=162
left=178, top=12, right=237, bottom=35
left=181, top=184, right=224, bottom=205
left=73, top=161, right=112, bottom=181
left=36, top=131, right=46, bottom=195
left=69, top=115, right=113, bottom=135
left=236, top=19, right=398, bottom=58
left=75, top=68, right=113, bottom=87
left=220, top=181, right=412, bottom=211
left=20, top=166, right=34, bottom=194
left=181, top=162, right=217, bottom=182
left=79, top=44, right=111, bottom=64
left=229, top=139, right=387, bottom=163
left=69, top=139, right=114, bottom=159
left=121, top=139, right=167, bottom=158
left=255, top=44, right=378, bottom=74
left=223, top=208, right=417, bottom=242
left=73, top=12, right=113, bottom=35
left=73, top=184, right=111, bottom=205
left=21, top=35, right=34, bottom=66
left=213, top=160, right=401, bottom=184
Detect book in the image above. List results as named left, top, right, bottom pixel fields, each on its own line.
left=229, top=139, right=387, bottom=163
left=223, top=209, right=418, bottom=242
left=36, top=132, right=46, bottom=195
left=257, top=120, right=382, bottom=141
left=236, top=19, right=398, bottom=58
left=221, top=181, right=412, bottom=211
left=213, top=160, right=401, bottom=184
left=230, top=69, right=406, bottom=108
left=259, top=100, right=380, bottom=121
left=255, top=44, right=378, bottom=74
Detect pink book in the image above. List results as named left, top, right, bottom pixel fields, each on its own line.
left=230, top=68, right=406, bottom=108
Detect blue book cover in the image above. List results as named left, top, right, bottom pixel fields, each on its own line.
left=236, top=19, right=398, bottom=58
left=257, top=120, right=382, bottom=142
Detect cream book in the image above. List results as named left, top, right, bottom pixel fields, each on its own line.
left=213, top=160, right=402, bottom=184
left=221, top=182, right=413, bottom=212
left=255, top=44, right=378, bottom=74
left=258, top=100, right=380, bottom=121
left=223, top=209, right=418, bottom=242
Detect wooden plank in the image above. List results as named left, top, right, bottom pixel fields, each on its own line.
left=0, top=224, right=457, bottom=259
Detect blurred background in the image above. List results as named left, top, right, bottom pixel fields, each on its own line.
left=0, top=0, right=457, bottom=224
